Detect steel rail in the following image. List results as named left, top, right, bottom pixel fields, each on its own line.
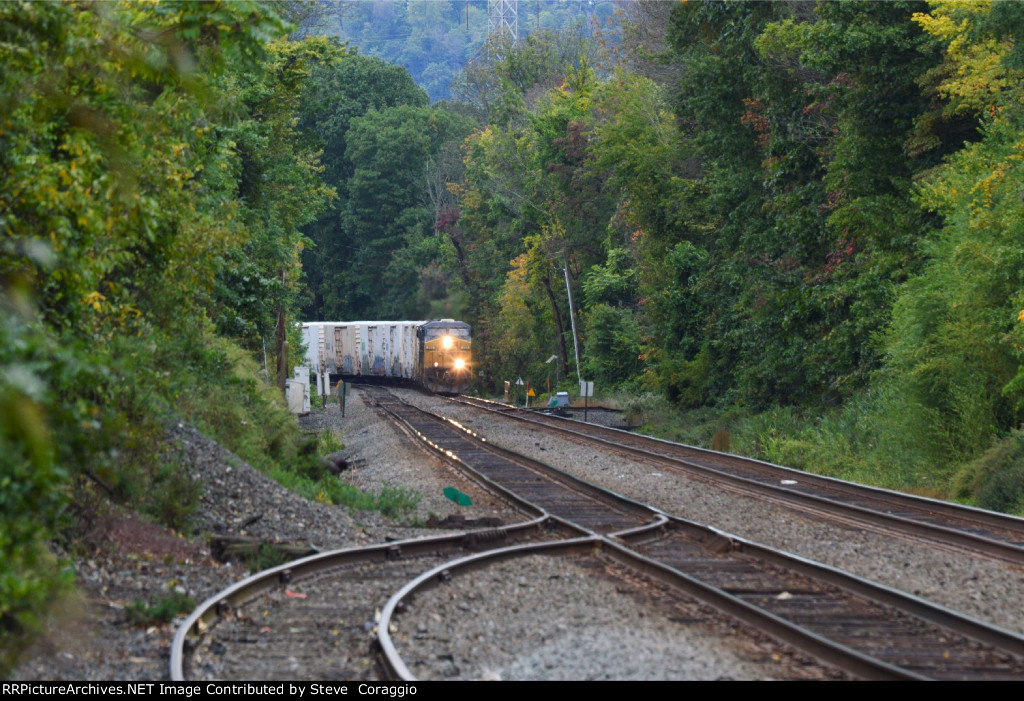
left=174, top=388, right=1024, bottom=681
left=363, top=386, right=661, bottom=534
left=370, top=389, right=1024, bottom=680
left=619, top=516, right=1024, bottom=661
left=376, top=533, right=922, bottom=681
left=169, top=517, right=561, bottom=681
left=449, top=395, right=1024, bottom=563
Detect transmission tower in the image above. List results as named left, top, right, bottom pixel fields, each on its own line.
left=487, top=0, right=518, bottom=45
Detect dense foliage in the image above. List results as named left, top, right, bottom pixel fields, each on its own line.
left=0, top=1, right=333, bottom=671
left=7, top=0, right=1024, bottom=676
left=305, top=0, right=618, bottom=101
left=297, top=55, right=476, bottom=320
left=437, top=0, right=1024, bottom=511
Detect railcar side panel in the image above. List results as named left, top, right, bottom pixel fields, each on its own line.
left=301, top=323, right=323, bottom=375
left=299, top=319, right=470, bottom=393
left=334, top=324, right=361, bottom=375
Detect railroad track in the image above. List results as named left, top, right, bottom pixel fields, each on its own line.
left=380, top=542, right=848, bottom=680
left=363, top=387, right=657, bottom=535
left=171, top=519, right=578, bottom=680
left=361, top=388, right=1024, bottom=680
left=173, top=387, right=1024, bottom=680
left=449, top=395, right=1024, bottom=564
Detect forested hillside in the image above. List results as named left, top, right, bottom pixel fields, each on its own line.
left=4, top=0, right=1024, bottom=676
left=304, top=0, right=618, bottom=101
left=0, top=1, right=343, bottom=671
left=433, top=0, right=1024, bottom=519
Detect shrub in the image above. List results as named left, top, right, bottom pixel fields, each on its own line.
left=954, top=431, right=1024, bottom=514
left=0, top=316, right=73, bottom=676
left=659, top=346, right=713, bottom=409
left=125, top=591, right=195, bottom=626
left=142, top=457, right=202, bottom=536
left=246, top=543, right=293, bottom=574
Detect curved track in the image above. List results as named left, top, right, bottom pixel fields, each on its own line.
left=363, top=388, right=1024, bottom=680
left=173, top=388, right=1024, bottom=681
left=450, top=395, right=1024, bottom=563
left=171, top=520, right=576, bottom=681
left=379, top=539, right=850, bottom=680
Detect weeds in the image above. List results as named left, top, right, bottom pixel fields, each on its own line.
left=246, top=543, right=292, bottom=574
left=375, top=484, right=423, bottom=519
left=267, top=468, right=421, bottom=517
left=142, top=454, right=201, bottom=535
left=611, top=388, right=970, bottom=501
left=124, top=591, right=195, bottom=626
left=954, top=431, right=1024, bottom=514
left=317, top=429, right=343, bottom=455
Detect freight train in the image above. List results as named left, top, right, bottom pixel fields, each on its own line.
left=300, top=319, right=472, bottom=395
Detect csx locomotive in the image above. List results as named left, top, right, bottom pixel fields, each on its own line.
left=301, top=319, right=472, bottom=395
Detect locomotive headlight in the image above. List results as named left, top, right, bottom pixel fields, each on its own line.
left=442, top=335, right=453, bottom=349
left=454, top=358, right=465, bottom=370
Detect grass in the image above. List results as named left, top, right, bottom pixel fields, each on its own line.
left=124, top=591, right=195, bottom=626
left=141, top=453, right=202, bottom=536
left=3, top=319, right=425, bottom=673
left=601, top=388, right=962, bottom=499
left=246, top=543, right=293, bottom=574
left=268, top=468, right=421, bottom=518
left=141, top=329, right=421, bottom=521
left=316, top=428, right=343, bottom=455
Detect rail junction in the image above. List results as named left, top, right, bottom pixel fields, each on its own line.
left=172, top=387, right=1024, bottom=681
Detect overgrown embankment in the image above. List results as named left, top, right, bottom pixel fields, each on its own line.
left=2, top=3, right=336, bottom=675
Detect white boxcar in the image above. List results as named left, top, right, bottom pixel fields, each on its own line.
left=300, top=319, right=472, bottom=394
left=301, top=321, right=423, bottom=379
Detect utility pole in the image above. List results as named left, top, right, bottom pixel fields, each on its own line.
left=275, top=268, right=288, bottom=394
left=562, top=251, right=581, bottom=382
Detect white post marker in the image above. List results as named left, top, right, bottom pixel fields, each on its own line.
left=579, top=380, right=594, bottom=422
left=294, top=366, right=311, bottom=414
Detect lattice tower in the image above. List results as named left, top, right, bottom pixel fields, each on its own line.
left=487, top=0, right=518, bottom=44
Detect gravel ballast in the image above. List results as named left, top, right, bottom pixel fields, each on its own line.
left=13, top=385, right=1022, bottom=681
left=11, top=390, right=513, bottom=681
left=394, top=389, right=1024, bottom=636
left=394, top=553, right=843, bottom=681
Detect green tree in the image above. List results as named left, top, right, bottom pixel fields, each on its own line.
left=658, top=1, right=945, bottom=407
left=0, top=0, right=297, bottom=670
left=877, top=2, right=1024, bottom=479
left=297, top=54, right=430, bottom=319
left=210, top=37, right=337, bottom=354
left=318, top=103, right=475, bottom=320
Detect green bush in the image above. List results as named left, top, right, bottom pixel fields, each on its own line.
left=582, top=303, right=644, bottom=388
left=246, top=543, right=293, bottom=574
left=125, top=591, right=195, bottom=626
left=953, top=431, right=1024, bottom=514
left=0, top=313, right=73, bottom=676
left=659, top=346, right=714, bottom=409
left=142, top=457, right=202, bottom=536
